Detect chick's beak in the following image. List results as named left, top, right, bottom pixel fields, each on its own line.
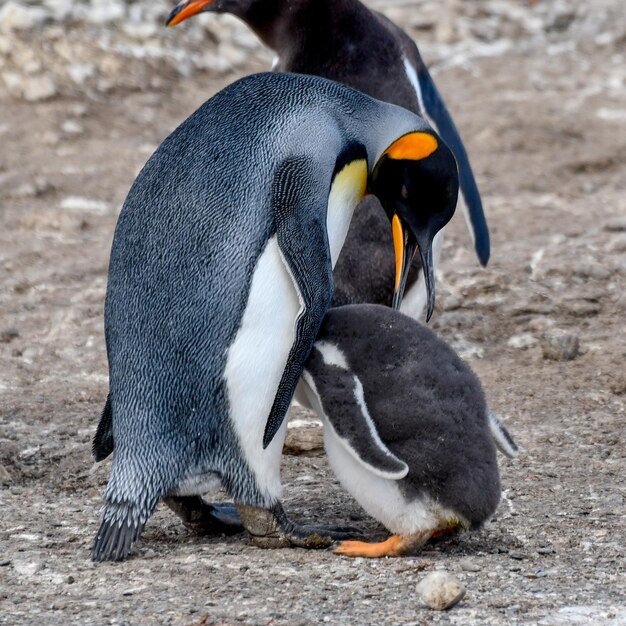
left=166, top=0, right=214, bottom=26
left=391, top=214, right=436, bottom=322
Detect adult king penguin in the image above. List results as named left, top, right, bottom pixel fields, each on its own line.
left=299, top=304, right=518, bottom=557
left=165, top=0, right=490, bottom=319
left=91, top=72, right=459, bottom=561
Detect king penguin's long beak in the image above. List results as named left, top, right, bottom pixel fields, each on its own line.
left=166, top=0, right=214, bottom=26
left=391, top=214, right=436, bottom=322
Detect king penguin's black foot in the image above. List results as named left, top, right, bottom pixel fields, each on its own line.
left=237, top=502, right=363, bottom=549
left=164, top=496, right=244, bottom=535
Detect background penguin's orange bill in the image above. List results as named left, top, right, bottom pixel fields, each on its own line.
left=166, top=0, right=214, bottom=26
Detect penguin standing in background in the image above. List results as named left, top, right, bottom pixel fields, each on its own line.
left=91, top=72, right=459, bottom=561
left=299, top=304, right=518, bottom=558
left=165, top=0, right=490, bottom=319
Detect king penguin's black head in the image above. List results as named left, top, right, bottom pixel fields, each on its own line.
left=369, top=131, right=459, bottom=321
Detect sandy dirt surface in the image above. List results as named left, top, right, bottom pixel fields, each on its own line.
left=1, top=1, right=625, bottom=624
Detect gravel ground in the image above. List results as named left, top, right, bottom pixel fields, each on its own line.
left=1, top=1, right=625, bottom=624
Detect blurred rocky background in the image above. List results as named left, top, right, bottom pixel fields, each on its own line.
left=1, top=1, right=625, bottom=625
left=1, top=0, right=624, bottom=100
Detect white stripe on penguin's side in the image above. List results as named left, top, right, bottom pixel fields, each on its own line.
left=314, top=341, right=349, bottom=370
left=402, top=56, right=428, bottom=124
left=352, top=375, right=409, bottom=479
left=403, top=56, right=475, bottom=248
left=223, top=236, right=300, bottom=504
left=301, top=370, right=407, bottom=481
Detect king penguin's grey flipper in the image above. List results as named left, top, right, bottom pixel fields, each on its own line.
left=263, top=157, right=335, bottom=449
left=407, top=52, right=490, bottom=266
left=302, top=346, right=409, bottom=480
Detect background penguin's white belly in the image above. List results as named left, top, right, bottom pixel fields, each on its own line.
left=399, top=229, right=444, bottom=320
left=323, top=427, right=456, bottom=535
left=223, top=236, right=300, bottom=503
left=399, top=56, right=448, bottom=321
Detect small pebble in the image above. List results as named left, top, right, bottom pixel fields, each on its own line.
left=574, top=263, right=611, bottom=280
left=13, top=560, right=43, bottom=576
left=416, top=570, right=465, bottom=610
left=604, top=218, right=626, bottom=232
left=509, top=551, right=528, bottom=560
left=0, top=465, right=12, bottom=483
left=61, top=119, right=84, bottom=136
left=22, top=75, right=57, bottom=102
left=0, top=328, right=19, bottom=343
left=507, top=333, right=537, bottom=350
left=567, top=301, right=600, bottom=317
left=59, top=196, right=109, bottom=213
left=609, top=372, right=626, bottom=395
left=459, top=559, right=481, bottom=572
left=540, top=331, right=580, bottom=361
left=284, top=408, right=324, bottom=456
left=10, top=177, right=54, bottom=199
left=0, top=1, right=48, bottom=32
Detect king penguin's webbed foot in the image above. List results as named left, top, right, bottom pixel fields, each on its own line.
left=237, top=502, right=363, bottom=549
left=164, top=496, right=244, bottom=535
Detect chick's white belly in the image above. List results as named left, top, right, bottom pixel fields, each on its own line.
left=324, top=428, right=456, bottom=535
left=223, top=236, right=300, bottom=503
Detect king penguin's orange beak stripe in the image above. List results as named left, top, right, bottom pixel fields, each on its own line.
left=392, top=214, right=404, bottom=292
left=166, top=0, right=214, bottom=26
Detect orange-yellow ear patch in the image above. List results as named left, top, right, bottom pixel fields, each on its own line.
left=384, top=132, right=438, bottom=161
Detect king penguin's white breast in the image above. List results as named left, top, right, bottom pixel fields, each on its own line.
left=223, top=159, right=367, bottom=502
left=223, top=236, right=301, bottom=502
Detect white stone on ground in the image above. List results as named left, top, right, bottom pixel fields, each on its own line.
left=416, top=570, right=466, bottom=610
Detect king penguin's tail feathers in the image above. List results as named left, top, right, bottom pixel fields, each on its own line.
left=92, top=501, right=149, bottom=562
left=93, top=394, right=114, bottom=462
left=488, top=413, right=519, bottom=459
